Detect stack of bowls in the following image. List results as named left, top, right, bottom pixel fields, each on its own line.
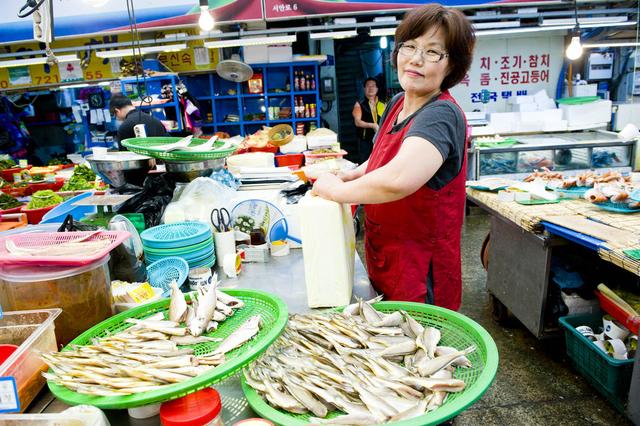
left=140, top=221, right=215, bottom=269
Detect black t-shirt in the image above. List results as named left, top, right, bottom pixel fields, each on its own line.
left=375, top=93, right=466, bottom=190
left=116, top=109, right=169, bottom=148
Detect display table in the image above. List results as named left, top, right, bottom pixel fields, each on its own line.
left=467, top=188, right=639, bottom=419
left=26, top=249, right=376, bottom=424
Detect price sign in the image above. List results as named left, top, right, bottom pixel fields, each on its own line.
left=0, top=377, right=20, bottom=413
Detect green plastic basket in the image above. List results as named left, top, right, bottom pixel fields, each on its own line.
left=121, top=137, right=237, bottom=161
left=559, top=313, right=634, bottom=413
left=242, top=301, right=499, bottom=426
left=47, top=289, right=288, bottom=409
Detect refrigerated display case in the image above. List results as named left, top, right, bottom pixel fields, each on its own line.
left=469, top=130, right=637, bottom=180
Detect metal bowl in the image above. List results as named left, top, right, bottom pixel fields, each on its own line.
left=164, top=158, right=225, bottom=182
left=86, top=153, right=156, bottom=188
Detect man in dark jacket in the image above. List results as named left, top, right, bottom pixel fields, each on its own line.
left=109, top=94, right=168, bottom=149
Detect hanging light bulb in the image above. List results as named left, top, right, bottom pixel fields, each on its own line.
left=379, top=36, right=388, bottom=49
left=198, top=1, right=215, bottom=32
left=566, top=35, right=583, bottom=60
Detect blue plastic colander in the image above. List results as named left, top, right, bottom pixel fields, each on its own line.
left=146, top=257, right=189, bottom=295
left=141, top=222, right=212, bottom=249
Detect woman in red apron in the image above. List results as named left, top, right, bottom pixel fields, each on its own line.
left=312, top=4, right=476, bottom=311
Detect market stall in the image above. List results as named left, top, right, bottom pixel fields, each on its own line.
left=466, top=171, right=640, bottom=415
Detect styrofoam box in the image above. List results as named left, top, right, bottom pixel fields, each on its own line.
left=268, top=45, right=293, bottom=63
left=306, top=134, right=339, bottom=149
left=572, top=84, right=598, bottom=97
left=279, top=135, right=307, bottom=154
left=559, top=100, right=612, bottom=127
left=244, top=46, right=268, bottom=64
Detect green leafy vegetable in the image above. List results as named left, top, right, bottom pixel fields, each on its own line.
left=26, top=190, right=63, bottom=209
left=0, top=159, right=17, bottom=171
left=60, top=165, right=96, bottom=191
left=0, top=193, right=22, bottom=210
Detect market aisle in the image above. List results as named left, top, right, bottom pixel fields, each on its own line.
left=355, top=210, right=631, bottom=425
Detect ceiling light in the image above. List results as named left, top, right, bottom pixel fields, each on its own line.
left=309, top=30, right=357, bottom=40
left=370, top=28, right=396, bottom=37
left=541, top=16, right=629, bottom=26
left=473, top=20, right=520, bottom=30
left=198, top=0, right=215, bottom=32
left=95, top=44, right=187, bottom=58
left=475, top=21, right=635, bottom=37
left=583, top=41, right=640, bottom=48
left=204, top=35, right=296, bottom=48
left=566, top=35, right=583, bottom=60
left=0, top=54, right=78, bottom=68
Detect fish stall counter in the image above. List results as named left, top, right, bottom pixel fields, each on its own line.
left=26, top=249, right=377, bottom=424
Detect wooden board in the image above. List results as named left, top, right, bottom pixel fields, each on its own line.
left=72, top=194, right=134, bottom=207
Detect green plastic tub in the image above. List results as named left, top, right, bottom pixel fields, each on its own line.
left=559, top=313, right=634, bottom=412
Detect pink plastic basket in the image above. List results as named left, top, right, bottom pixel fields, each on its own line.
left=0, top=231, right=131, bottom=266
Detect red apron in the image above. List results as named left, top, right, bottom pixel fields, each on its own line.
left=364, top=90, right=468, bottom=311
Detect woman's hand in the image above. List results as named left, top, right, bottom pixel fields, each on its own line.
left=311, top=173, right=344, bottom=201
left=372, top=123, right=379, bottom=132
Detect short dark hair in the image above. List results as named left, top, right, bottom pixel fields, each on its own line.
left=109, top=94, right=132, bottom=114
left=363, top=77, right=378, bottom=88
left=392, top=3, right=475, bottom=91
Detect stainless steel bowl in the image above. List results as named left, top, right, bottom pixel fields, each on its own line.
left=86, top=153, right=156, bottom=188
left=164, top=158, right=225, bottom=182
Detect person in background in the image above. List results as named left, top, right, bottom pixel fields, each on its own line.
left=312, top=3, right=475, bottom=311
left=352, top=78, right=386, bottom=164
left=109, top=94, right=168, bottom=149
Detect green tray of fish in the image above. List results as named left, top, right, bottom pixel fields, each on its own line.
left=47, top=288, right=288, bottom=409
left=121, top=137, right=237, bottom=161
left=241, top=301, right=499, bottom=426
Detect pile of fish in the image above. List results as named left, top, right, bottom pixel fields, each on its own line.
left=584, top=183, right=639, bottom=208
left=42, top=281, right=262, bottom=397
left=244, top=297, right=476, bottom=425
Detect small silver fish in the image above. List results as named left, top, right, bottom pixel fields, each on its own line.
left=212, top=315, right=261, bottom=356
left=170, top=335, right=223, bottom=345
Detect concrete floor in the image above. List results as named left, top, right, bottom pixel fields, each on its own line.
left=355, top=210, right=631, bottom=425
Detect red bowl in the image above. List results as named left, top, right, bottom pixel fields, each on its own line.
left=21, top=203, right=58, bottom=224
left=275, top=153, right=304, bottom=168
left=1, top=185, right=32, bottom=197
left=0, top=205, right=25, bottom=216
left=0, top=344, right=18, bottom=364
left=0, top=166, right=31, bottom=183
left=28, top=177, right=65, bottom=192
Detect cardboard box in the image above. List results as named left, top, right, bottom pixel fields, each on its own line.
left=268, top=45, right=293, bottom=63
left=244, top=46, right=268, bottom=64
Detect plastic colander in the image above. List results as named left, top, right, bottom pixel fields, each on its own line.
left=146, top=257, right=189, bottom=295
left=141, top=222, right=212, bottom=249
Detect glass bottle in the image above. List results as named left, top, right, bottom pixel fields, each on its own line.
left=310, top=74, right=316, bottom=91
left=294, top=71, right=299, bottom=91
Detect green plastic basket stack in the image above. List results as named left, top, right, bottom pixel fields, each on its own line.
left=121, top=137, right=237, bottom=161
left=47, top=289, right=288, bottom=409
left=559, top=313, right=635, bottom=412
left=242, top=301, right=499, bottom=426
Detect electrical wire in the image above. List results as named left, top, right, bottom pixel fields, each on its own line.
left=125, top=0, right=152, bottom=112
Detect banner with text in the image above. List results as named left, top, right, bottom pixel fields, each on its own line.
left=265, top=0, right=556, bottom=20
left=449, top=34, right=564, bottom=112
left=0, top=0, right=263, bottom=44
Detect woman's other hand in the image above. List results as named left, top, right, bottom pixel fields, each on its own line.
left=311, top=172, right=343, bottom=201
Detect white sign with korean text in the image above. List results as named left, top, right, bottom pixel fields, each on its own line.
left=450, top=33, right=565, bottom=113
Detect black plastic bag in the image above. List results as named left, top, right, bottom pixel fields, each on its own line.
left=116, top=173, right=176, bottom=228
left=57, top=214, right=99, bottom=232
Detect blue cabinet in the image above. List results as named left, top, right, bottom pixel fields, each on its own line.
left=183, top=62, right=321, bottom=137
left=119, top=74, right=184, bottom=133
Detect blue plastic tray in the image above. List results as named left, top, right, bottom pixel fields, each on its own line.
left=548, top=186, right=589, bottom=197
left=630, top=189, right=640, bottom=202
left=40, top=192, right=97, bottom=224
left=141, top=222, right=212, bottom=249
left=593, top=201, right=640, bottom=214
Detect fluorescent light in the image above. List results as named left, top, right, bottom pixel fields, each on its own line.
left=380, top=36, right=388, bottom=49
left=584, top=42, right=640, bottom=48
left=204, top=35, right=296, bottom=48
left=541, top=16, right=629, bottom=26
left=370, top=28, right=396, bottom=37
left=374, top=16, right=396, bottom=23
left=476, top=20, right=635, bottom=37
left=310, top=30, right=357, bottom=40
left=96, top=43, right=187, bottom=58
left=473, top=20, right=520, bottom=30
left=0, top=54, right=78, bottom=68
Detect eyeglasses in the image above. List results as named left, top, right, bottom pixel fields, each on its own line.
left=398, top=42, right=449, bottom=63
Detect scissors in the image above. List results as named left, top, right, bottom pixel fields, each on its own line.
left=211, top=207, right=232, bottom=232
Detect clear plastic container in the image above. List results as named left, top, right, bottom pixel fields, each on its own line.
left=0, top=308, right=61, bottom=412
left=0, top=256, right=112, bottom=346
left=0, top=404, right=109, bottom=424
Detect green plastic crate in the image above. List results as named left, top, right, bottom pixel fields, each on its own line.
left=559, top=313, right=634, bottom=412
